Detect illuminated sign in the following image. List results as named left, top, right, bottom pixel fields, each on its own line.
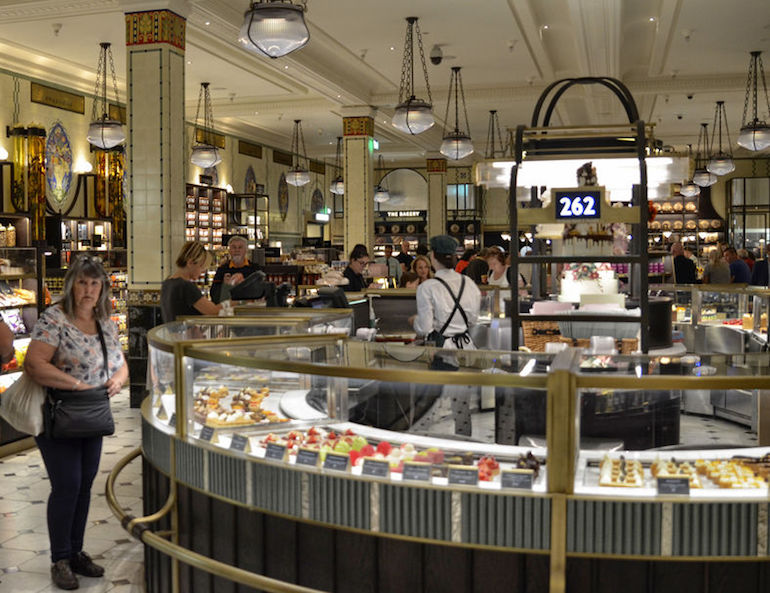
left=552, top=189, right=603, bottom=220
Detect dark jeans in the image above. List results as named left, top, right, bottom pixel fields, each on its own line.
left=35, top=433, right=103, bottom=562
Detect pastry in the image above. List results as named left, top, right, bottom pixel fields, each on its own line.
left=599, top=455, right=643, bottom=487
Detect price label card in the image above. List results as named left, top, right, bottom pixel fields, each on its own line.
left=657, top=477, right=690, bottom=495
left=168, top=413, right=177, bottom=428
left=501, top=469, right=534, bottom=490
left=230, top=434, right=249, bottom=453
left=402, top=462, right=431, bottom=482
left=296, top=448, right=320, bottom=467
left=323, top=453, right=349, bottom=472
left=265, top=442, right=287, bottom=461
left=448, top=465, right=479, bottom=486
left=199, top=425, right=215, bottom=442
left=362, top=458, right=390, bottom=478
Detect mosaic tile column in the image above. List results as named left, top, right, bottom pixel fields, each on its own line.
left=426, top=156, right=447, bottom=240
left=124, top=7, right=187, bottom=286
left=342, top=109, right=375, bottom=258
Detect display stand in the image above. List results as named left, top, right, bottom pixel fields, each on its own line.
left=508, top=77, right=651, bottom=352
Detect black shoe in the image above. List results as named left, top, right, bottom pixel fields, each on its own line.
left=69, top=551, right=104, bottom=578
left=51, top=560, right=79, bottom=590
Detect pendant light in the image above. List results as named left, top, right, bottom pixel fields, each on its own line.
left=239, top=0, right=309, bottom=59
left=285, top=119, right=310, bottom=187
left=87, top=42, right=126, bottom=149
left=680, top=143, right=700, bottom=198
left=190, top=82, right=222, bottom=168
left=374, top=155, right=390, bottom=203
left=439, top=67, right=473, bottom=160
left=484, top=110, right=506, bottom=158
left=706, top=101, right=735, bottom=176
left=392, top=17, right=434, bottom=135
left=329, top=136, right=344, bottom=195
left=692, top=123, right=717, bottom=187
left=737, top=51, right=770, bottom=151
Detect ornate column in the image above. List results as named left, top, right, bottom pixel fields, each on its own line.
left=342, top=107, right=375, bottom=258
left=426, top=156, right=447, bottom=240
left=124, top=4, right=188, bottom=286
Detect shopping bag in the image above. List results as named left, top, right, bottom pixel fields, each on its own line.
left=0, top=372, right=46, bottom=435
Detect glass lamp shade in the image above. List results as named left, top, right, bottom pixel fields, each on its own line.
left=329, top=176, right=345, bottom=195
left=692, top=169, right=717, bottom=187
left=440, top=132, right=474, bottom=160
left=392, top=98, right=434, bottom=135
left=87, top=117, right=126, bottom=149
left=285, top=166, right=310, bottom=187
left=679, top=180, right=701, bottom=197
left=706, top=154, right=735, bottom=176
left=239, top=2, right=309, bottom=58
left=737, top=123, right=770, bottom=151
left=373, top=186, right=390, bottom=203
left=190, top=144, right=221, bottom=168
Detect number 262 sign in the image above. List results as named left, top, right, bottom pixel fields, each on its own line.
left=553, top=189, right=602, bottom=220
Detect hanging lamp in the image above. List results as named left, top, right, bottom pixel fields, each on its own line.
left=329, top=136, right=344, bottom=195
left=692, top=123, right=717, bottom=187
left=439, top=66, right=473, bottom=160
left=737, top=51, right=770, bottom=151
left=680, top=144, right=700, bottom=197
left=190, top=82, right=222, bottom=168
left=374, top=155, right=390, bottom=203
left=484, top=109, right=506, bottom=158
left=239, top=0, right=309, bottom=59
left=392, top=17, right=434, bottom=135
left=706, top=101, right=735, bottom=176
left=285, top=119, right=310, bottom=187
left=87, top=42, right=126, bottom=149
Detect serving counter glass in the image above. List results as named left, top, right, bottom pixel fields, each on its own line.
left=139, top=322, right=770, bottom=593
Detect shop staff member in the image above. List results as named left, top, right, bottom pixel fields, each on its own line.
left=161, top=241, right=222, bottom=322
left=342, top=244, right=370, bottom=292
left=375, top=245, right=402, bottom=283
left=210, top=236, right=261, bottom=303
left=672, top=241, right=697, bottom=284
left=724, top=247, right=752, bottom=283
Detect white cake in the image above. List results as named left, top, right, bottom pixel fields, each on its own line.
left=558, top=263, right=619, bottom=303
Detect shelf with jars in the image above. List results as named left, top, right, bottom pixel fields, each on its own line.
left=185, top=183, right=226, bottom=250
left=228, top=191, right=268, bottom=248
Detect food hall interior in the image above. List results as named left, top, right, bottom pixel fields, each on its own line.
left=0, top=1, right=770, bottom=593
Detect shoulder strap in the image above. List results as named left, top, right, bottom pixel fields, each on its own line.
left=95, top=322, right=109, bottom=380
left=434, top=276, right=470, bottom=336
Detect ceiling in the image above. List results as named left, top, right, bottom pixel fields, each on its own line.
left=0, top=0, right=768, bottom=166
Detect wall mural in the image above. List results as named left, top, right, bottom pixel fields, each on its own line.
left=244, top=165, right=257, bottom=194
left=278, top=173, right=289, bottom=221
left=311, top=188, right=324, bottom=213
left=45, top=121, right=73, bottom=209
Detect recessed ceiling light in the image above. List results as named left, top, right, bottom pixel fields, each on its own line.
left=649, top=17, right=656, bottom=22
left=542, top=25, right=549, bottom=30
left=254, top=111, right=259, bottom=115
left=389, top=46, right=395, bottom=51
left=204, top=21, right=210, bottom=26
left=187, top=60, right=191, bottom=64
left=284, top=65, right=289, bottom=69
left=337, top=94, right=341, bottom=98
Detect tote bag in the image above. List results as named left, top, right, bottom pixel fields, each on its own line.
left=0, top=372, right=46, bottom=436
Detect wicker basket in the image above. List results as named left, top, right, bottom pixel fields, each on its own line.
left=522, top=321, right=562, bottom=352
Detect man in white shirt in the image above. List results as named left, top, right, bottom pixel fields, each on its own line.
left=375, top=245, right=402, bottom=284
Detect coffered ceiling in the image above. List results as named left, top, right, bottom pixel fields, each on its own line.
left=0, top=0, right=768, bottom=166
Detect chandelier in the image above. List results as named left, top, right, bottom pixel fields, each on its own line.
left=439, top=67, right=473, bottom=160
left=679, top=144, right=700, bottom=197
left=239, top=0, right=309, bottom=59
left=737, top=51, right=770, bottom=151
left=706, top=101, right=735, bottom=176
left=329, top=136, right=344, bottom=195
left=374, top=155, right=390, bottom=203
left=392, top=17, right=434, bottom=135
left=190, top=82, right=222, bottom=168
left=692, top=123, right=717, bottom=187
left=87, top=42, right=126, bottom=150
left=286, top=119, right=310, bottom=187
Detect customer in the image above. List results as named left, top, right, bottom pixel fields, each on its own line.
left=485, top=247, right=510, bottom=288
left=671, top=241, right=697, bottom=283
left=724, top=247, right=752, bottom=283
left=210, top=235, right=261, bottom=303
left=399, top=271, right=420, bottom=288
left=375, top=244, right=402, bottom=283
left=24, top=254, right=128, bottom=590
left=411, top=235, right=480, bottom=435
left=463, top=248, right=490, bottom=284
left=415, top=243, right=429, bottom=257
left=396, top=241, right=413, bottom=275
left=412, top=254, right=433, bottom=284
left=750, top=257, right=769, bottom=286
left=0, top=319, right=14, bottom=366
left=161, top=241, right=222, bottom=322
left=703, top=249, right=730, bottom=284
left=737, top=248, right=754, bottom=271
left=342, top=243, right=370, bottom=292
left=455, top=248, right=476, bottom=274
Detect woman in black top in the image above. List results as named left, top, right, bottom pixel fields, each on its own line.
left=342, top=244, right=370, bottom=292
left=161, top=241, right=222, bottom=322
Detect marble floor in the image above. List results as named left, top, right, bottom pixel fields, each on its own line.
left=0, top=388, right=144, bottom=593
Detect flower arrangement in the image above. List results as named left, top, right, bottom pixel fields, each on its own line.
left=563, top=262, right=612, bottom=281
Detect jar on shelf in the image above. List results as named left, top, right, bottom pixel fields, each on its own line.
left=6, top=225, right=16, bottom=247
left=0, top=225, right=6, bottom=248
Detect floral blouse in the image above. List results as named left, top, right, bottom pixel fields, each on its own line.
left=31, top=305, right=124, bottom=385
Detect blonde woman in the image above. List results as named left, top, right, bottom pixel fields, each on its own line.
left=412, top=254, right=433, bottom=284
left=161, top=241, right=222, bottom=322
left=703, top=248, right=730, bottom=284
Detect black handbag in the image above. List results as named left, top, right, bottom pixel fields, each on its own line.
left=44, top=322, right=115, bottom=439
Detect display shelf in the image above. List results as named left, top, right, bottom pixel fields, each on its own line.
left=228, top=192, right=267, bottom=248
left=185, top=183, right=226, bottom=250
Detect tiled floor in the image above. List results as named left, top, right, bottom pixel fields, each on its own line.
left=0, top=388, right=144, bottom=592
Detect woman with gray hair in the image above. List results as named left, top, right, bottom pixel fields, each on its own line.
left=24, top=254, right=128, bottom=590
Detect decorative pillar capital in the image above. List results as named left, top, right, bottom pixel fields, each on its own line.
left=426, top=157, right=447, bottom=173
left=125, top=8, right=186, bottom=50
left=343, top=116, right=374, bottom=137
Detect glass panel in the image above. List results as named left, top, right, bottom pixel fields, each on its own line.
left=744, top=213, right=768, bottom=254
left=446, top=183, right=475, bottom=211
left=744, top=177, right=770, bottom=207
left=730, top=178, right=744, bottom=207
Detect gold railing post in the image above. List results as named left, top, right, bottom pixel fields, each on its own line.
left=546, top=349, right=578, bottom=593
